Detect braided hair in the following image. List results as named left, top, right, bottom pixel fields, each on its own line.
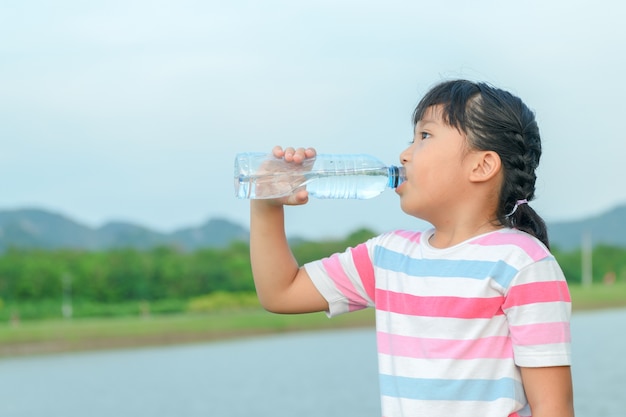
left=412, top=80, right=550, bottom=248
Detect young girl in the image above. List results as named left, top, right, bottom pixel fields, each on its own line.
left=248, top=80, right=574, bottom=417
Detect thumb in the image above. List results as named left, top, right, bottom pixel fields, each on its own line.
left=284, top=189, right=310, bottom=206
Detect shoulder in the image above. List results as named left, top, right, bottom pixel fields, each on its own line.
left=468, top=228, right=553, bottom=263
left=375, top=228, right=431, bottom=245
left=366, top=229, right=428, bottom=254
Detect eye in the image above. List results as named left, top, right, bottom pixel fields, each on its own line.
left=408, top=131, right=431, bottom=145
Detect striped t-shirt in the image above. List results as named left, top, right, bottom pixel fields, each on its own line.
left=304, top=228, right=572, bottom=417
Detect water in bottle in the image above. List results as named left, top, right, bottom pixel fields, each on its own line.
left=234, top=152, right=406, bottom=199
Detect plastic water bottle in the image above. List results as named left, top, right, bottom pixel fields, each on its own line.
left=234, top=152, right=406, bottom=199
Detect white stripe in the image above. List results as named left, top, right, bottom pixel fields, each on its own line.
left=505, top=301, right=571, bottom=326
left=378, top=354, right=520, bottom=380
left=375, top=268, right=507, bottom=298
left=376, top=311, right=509, bottom=339
left=510, top=259, right=568, bottom=285
left=513, top=344, right=572, bottom=367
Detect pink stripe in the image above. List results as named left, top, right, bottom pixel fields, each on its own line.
left=503, top=281, right=571, bottom=309
left=322, top=254, right=368, bottom=311
left=377, top=331, right=513, bottom=359
left=376, top=289, right=504, bottom=319
left=471, top=232, right=549, bottom=261
left=393, top=229, right=422, bottom=243
left=350, top=243, right=376, bottom=302
left=510, top=321, right=571, bottom=346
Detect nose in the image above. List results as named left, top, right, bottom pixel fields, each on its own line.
left=399, top=146, right=410, bottom=165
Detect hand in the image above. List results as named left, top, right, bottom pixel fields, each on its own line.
left=272, top=145, right=317, bottom=164
left=255, top=146, right=317, bottom=205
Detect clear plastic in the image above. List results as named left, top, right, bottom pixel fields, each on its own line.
left=234, top=152, right=406, bottom=199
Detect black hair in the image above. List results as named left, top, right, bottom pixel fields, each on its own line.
left=412, top=79, right=550, bottom=248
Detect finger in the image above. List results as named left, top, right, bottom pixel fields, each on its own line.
left=291, top=147, right=309, bottom=163
left=283, top=147, right=296, bottom=161
left=272, top=145, right=285, bottom=158
left=287, top=190, right=309, bottom=205
left=297, top=191, right=310, bottom=204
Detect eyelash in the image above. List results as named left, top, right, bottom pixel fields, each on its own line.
left=408, top=132, right=431, bottom=144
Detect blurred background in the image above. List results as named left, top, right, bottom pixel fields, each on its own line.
left=0, top=1, right=625, bottom=416
left=1, top=0, right=625, bottom=239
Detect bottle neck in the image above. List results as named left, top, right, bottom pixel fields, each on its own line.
left=387, top=166, right=406, bottom=189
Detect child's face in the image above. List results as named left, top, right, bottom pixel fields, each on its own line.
left=397, top=105, right=474, bottom=222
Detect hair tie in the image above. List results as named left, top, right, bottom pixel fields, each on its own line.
left=506, top=199, right=528, bottom=217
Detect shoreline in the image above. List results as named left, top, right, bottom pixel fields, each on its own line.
left=0, top=309, right=376, bottom=359
left=0, top=323, right=378, bottom=359
left=3, top=303, right=626, bottom=359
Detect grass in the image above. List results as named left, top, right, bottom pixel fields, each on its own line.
left=569, top=281, right=626, bottom=311
left=1, top=283, right=625, bottom=358
left=0, top=308, right=375, bottom=358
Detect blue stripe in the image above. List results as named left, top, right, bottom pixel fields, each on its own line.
left=379, top=374, right=525, bottom=402
left=374, top=246, right=518, bottom=288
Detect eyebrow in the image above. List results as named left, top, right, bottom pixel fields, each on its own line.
left=416, top=119, right=437, bottom=128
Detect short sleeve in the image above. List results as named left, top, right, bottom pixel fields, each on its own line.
left=304, top=240, right=377, bottom=317
left=503, top=258, right=572, bottom=367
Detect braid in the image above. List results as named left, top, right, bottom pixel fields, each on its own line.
left=499, top=133, right=537, bottom=217
left=468, top=84, right=550, bottom=248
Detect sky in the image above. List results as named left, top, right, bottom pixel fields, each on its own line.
left=1, top=0, right=625, bottom=240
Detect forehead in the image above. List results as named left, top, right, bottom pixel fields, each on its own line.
left=413, top=105, right=469, bottom=145
left=415, top=105, right=446, bottom=128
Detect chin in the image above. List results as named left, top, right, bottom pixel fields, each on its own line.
left=399, top=199, right=415, bottom=216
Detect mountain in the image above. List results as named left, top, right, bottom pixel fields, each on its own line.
left=1, top=205, right=625, bottom=252
left=169, top=219, right=250, bottom=249
left=547, top=204, right=626, bottom=250
left=0, top=209, right=98, bottom=250
left=0, top=208, right=248, bottom=252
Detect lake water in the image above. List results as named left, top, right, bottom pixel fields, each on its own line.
left=0, top=309, right=624, bottom=417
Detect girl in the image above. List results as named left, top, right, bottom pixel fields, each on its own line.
left=249, top=80, right=574, bottom=417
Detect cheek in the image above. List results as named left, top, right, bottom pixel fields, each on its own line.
left=410, top=152, right=437, bottom=183
left=415, top=146, right=464, bottom=177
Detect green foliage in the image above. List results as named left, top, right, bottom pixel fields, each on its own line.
left=569, top=282, right=626, bottom=310
left=0, top=299, right=188, bottom=321
left=553, top=245, right=626, bottom=284
left=292, top=227, right=377, bottom=264
left=0, top=244, right=257, bottom=320
left=1, top=228, right=624, bottom=321
left=552, top=248, right=582, bottom=284
left=0, top=244, right=256, bottom=303
left=187, top=291, right=260, bottom=313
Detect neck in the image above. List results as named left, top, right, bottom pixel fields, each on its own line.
left=429, top=221, right=502, bottom=248
left=427, top=201, right=502, bottom=248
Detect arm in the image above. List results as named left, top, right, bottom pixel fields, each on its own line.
left=249, top=146, right=329, bottom=314
left=520, top=366, right=574, bottom=417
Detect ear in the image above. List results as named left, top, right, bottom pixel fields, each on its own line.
left=468, top=150, right=501, bottom=183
